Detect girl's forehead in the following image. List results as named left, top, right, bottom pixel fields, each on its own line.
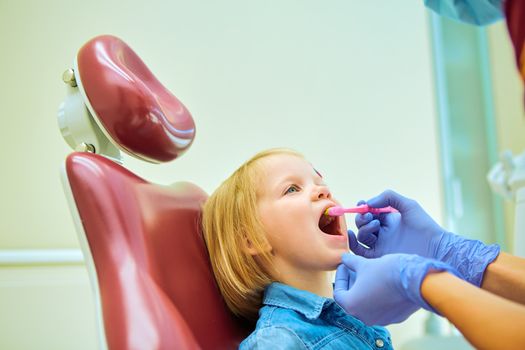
left=259, top=153, right=310, bottom=173
left=257, top=154, right=319, bottom=184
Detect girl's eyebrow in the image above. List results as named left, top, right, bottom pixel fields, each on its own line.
left=273, top=175, right=297, bottom=192
left=312, top=167, right=329, bottom=187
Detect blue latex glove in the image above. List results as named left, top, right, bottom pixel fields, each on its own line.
left=334, top=252, right=461, bottom=326
left=349, top=190, right=500, bottom=287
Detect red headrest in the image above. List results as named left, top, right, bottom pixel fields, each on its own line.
left=76, top=35, right=195, bottom=163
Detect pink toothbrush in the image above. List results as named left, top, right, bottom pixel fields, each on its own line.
left=325, top=204, right=398, bottom=217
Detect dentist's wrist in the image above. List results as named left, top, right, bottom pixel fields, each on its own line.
left=434, top=232, right=500, bottom=287
left=403, top=257, right=462, bottom=314
left=420, top=270, right=462, bottom=315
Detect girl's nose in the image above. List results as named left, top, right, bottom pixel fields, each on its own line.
left=313, top=185, right=331, bottom=200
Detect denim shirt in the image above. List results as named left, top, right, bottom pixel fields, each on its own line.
left=239, top=282, right=393, bottom=350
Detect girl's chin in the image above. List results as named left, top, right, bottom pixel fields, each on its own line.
left=335, top=249, right=351, bottom=264
left=324, top=254, right=348, bottom=271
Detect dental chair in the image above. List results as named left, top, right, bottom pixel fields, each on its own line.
left=57, top=35, right=251, bottom=350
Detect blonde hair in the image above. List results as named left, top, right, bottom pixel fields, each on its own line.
left=202, top=148, right=303, bottom=321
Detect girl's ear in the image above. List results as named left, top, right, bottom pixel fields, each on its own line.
left=242, top=236, right=272, bottom=256
left=242, top=236, right=260, bottom=256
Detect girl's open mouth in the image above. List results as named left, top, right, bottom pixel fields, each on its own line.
left=318, top=213, right=342, bottom=236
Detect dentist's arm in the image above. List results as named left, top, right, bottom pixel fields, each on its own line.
left=335, top=253, right=525, bottom=350
left=422, top=270, right=525, bottom=350
left=481, top=252, right=525, bottom=305
left=351, top=190, right=501, bottom=288
left=334, top=252, right=461, bottom=326
left=350, top=190, right=525, bottom=304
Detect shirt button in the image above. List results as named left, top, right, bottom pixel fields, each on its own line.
left=375, top=339, right=384, bottom=348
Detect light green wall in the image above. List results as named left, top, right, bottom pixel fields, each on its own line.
left=430, top=15, right=505, bottom=247
left=0, top=266, right=98, bottom=350
left=487, top=22, right=525, bottom=252
left=0, top=1, right=441, bottom=348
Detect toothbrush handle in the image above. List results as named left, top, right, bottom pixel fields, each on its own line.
left=326, top=205, right=398, bottom=216
left=367, top=206, right=398, bottom=214
left=346, top=205, right=397, bottom=214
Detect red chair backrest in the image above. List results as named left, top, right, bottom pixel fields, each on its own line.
left=65, top=152, right=250, bottom=349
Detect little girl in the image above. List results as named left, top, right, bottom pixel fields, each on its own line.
left=202, top=148, right=392, bottom=349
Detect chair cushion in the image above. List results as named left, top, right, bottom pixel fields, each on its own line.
left=65, top=152, right=250, bottom=349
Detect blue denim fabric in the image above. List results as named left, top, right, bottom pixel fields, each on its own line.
left=425, top=0, right=504, bottom=25
left=239, top=283, right=392, bottom=350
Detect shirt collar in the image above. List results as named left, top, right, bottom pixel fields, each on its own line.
left=262, top=282, right=332, bottom=319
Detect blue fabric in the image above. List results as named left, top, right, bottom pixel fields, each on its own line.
left=424, top=0, right=504, bottom=25
left=239, top=282, right=392, bottom=350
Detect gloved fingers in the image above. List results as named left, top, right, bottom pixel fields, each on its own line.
left=341, top=252, right=365, bottom=271
left=355, top=212, right=373, bottom=228
left=347, top=230, right=371, bottom=257
left=334, top=264, right=351, bottom=292
left=383, top=211, right=401, bottom=228
left=347, top=265, right=356, bottom=287
left=367, top=189, right=414, bottom=213
left=357, top=220, right=380, bottom=246
left=357, top=219, right=380, bottom=236
left=357, top=231, right=378, bottom=247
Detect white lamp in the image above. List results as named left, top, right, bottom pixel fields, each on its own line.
left=487, top=149, right=525, bottom=257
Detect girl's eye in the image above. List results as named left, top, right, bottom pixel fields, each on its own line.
left=285, top=185, right=300, bottom=195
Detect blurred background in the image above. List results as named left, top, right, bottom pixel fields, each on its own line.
left=0, top=0, right=523, bottom=349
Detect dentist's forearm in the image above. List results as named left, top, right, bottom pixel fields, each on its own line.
left=480, top=252, right=525, bottom=305
left=421, top=271, right=525, bottom=350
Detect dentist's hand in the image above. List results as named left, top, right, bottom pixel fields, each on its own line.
left=348, top=190, right=445, bottom=259
left=333, top=252, right=460, bottom=326
left=348, top=189, right=500, bottom=287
